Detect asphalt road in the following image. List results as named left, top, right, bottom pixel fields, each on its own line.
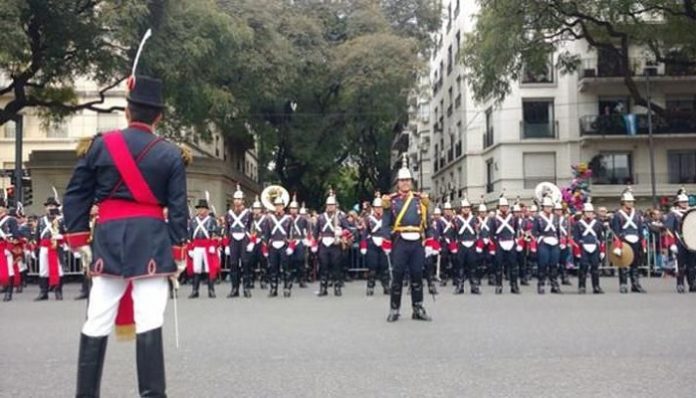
left=2, top=277, right=695, bottom=398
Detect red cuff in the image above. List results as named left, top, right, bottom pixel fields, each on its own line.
left=172, top=245, right=186, bottom=262
left=64, top=232, right=90, bottom=249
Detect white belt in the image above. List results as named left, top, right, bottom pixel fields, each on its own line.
left=400, top=232, right=420, bottom=241
left=625, top=234, right=639, bottom=244
left=543, top=237, right=559, bottom=246
left=461, top=240, right=475, bottom=248
left=371, top=237, right=384, bottom=247
left=271, top=240, right=286, bottom=249
left=583, top=243, right=597, bottom=253
left=499, top=240, right=514, bottom=251
left=321, top=237, right=336, bottom=247
left=232, top=232, right=246, bottom=241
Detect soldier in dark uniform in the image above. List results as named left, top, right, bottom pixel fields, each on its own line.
left=188, top=199, right=220, bottom=299
left=423, top=207, right=441, bottom=296
left=520, top=204, right=537, bottom=286
left=453, top=197, right=481, bottom=294
left=573, top=202, right=606, bottom=294
left=360, top=194, right=389, bottom=296
left=34, top=198, right=65, bottom=301
left=224, top=185, right=252, bottom=298
left=488, top=195, right=521, bottom=294
left=263, top=196, right=294, bottom=297
left=248, top=197, right=267, bottom=291
left=63, top=72, right=189, bottom=397
left=0, top=199, right=20, bottom=302
left=556, top=202, right=573, bottom=286
left=476, top=202, right=492, bottom=288
left=664, top=189, right=694, bottom=293
left=17, top=212, right=36, bottom=293
left=611, top=188, right=646, bottom=294
left=382, top=156, right=433, bottom=322
left=288, top=197, right=311, bottom=288
left=434, top=199, right=457, bottom=288
left=313, top=190, right=351, bottom=297
left=532, top=196, right=562, bottom=294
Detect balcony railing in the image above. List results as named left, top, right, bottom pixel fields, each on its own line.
left=580, top=57, right=696, bottom=79
left=520, top=120, right=558, bottom=139
left=580, top=112, right=696, bottom=136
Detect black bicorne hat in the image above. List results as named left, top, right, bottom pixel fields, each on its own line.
left=127, top=75, right=164, bottom=108
left=44, top=197, right=60, bottom=206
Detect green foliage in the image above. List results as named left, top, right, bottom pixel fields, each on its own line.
left=0, top=0, right=439, bottom=209
left=461, top=0, right=696, bottom=107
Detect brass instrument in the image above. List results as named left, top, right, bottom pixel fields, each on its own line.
left=261, top=185, right=290, bottom=212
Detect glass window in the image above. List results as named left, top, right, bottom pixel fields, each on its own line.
left=4, top=121, right=16, bottom=139
left=522, top=100, right=555, bottom=138
left=592, top=152, right=633, bottom=185
left=486, top=159, right=494, bottom=193
left=522, top=62, right=553, bottom=84
left=668, top=151, right=696, bottom=184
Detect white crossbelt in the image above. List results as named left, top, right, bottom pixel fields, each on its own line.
left=619, top=209, right=638, bottom=230
left=0, top=216, right=8, bottom=239
left=456, top=215, right=475, bottom=235
left=254, top=215, right=265, bottom=233
left=227, top=209, right=249, bottom=229
left=540, top=213, right=556, bottom=233
left=579, top=219, right=597, bottom=237
left=441, top=218, right=453, bottom=234
left=270, top=214, right=289, bottom=236
left=41, top=217, right=52, bottom=239
left=559, top=216, right=568, bottom=236
left=495, top=214, right=514, bottom=235
left=293, top=217, right=304, bottom=237
left=322, top=213, right=336, bottom=233
left=193, top=216, right=211, bottom=239
left=369, top=215, right=382, bottom=234
left=479, top=217, right=489, bottom=232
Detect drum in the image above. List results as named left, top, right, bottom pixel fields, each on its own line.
left=609, top=242, right=634, bottom=268
left=680, top=208, right=696, bottom=252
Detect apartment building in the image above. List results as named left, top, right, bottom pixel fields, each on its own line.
left=425, top=0, right=696, bottom=208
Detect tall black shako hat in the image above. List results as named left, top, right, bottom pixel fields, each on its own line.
left=126, top=29, right=164, bottom=109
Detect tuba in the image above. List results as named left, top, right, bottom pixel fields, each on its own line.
left=261, top=185, right=290, bottom=212
left=534, top=182, right=562, bottom=205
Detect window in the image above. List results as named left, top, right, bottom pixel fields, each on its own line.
left=484, top=108, right=494, bottom=148
left=47, top=121, right=69, bottom=138
left=97, top=113, right=122, bottom=134
left=434, top=144, right=439, bottom=172
left=447, top=45, right=453, bottom=75
left=486, top=159, right=494, bottom=193
left=592, top=152, right=633, bottom=185
left=454, top=0, right=460, bottom=17
left=523, top=153, right=556, bottom=188
left=4, top=121, right=16, bottom=139
left=521, top=61, right=553, bottom=84
left=597, top=47, right=623, bottom=77
left=522, top=99, right=555, bottom=138
left=455, top=31, right=461, bottom=58
left=668, top=151, right=696, bottom=184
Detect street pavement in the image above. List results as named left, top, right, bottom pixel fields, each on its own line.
left=2, top=277, right=696, bottom=397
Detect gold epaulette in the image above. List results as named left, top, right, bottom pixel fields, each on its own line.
left=76, top=134, right=100, bottom=158
left=381, top=194, right=392, bottom=210
left=179, top=145, right=192, bottom=167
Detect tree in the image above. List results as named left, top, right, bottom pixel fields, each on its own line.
left=460, top=0, right=696, bottom=114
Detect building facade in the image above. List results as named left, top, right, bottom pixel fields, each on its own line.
left=0, top=77, right=260, bottom=214
left=424, top=0, right=696, bottom=208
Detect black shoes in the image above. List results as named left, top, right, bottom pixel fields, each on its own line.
left=495, top=286, right=503, bottom=295
left=619, top=285, right=628, bottom=294
left=2, top=285, right=12, bottom=302
left=412, top=305, right=432, bottom=321
left=386, top=309, right=400, bottom=323
left=677, top=284, right=685, bottom=294
left=136, top=328, right=166, bottom=397
left=366, top=287, right=374, bottom=296
left=593, top=286, right=604, bottom=294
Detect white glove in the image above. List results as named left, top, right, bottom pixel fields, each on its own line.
left=360, top=248, right=367, bottom=255
left=310, top=245, right=318, bottom=254
left=54, top=234, right=64, bottom=240
left=187, top=250, right=194, bottom=258
left=425, top=246, right=436, bottom=258
left=170, top=260, right=186, bottom=290
left=670, top=244, right=678, bottom=254
left=74, top=246, right=92, bottom=272
left=286, top=248, right=294, bottom=256
left=600, top=252, right=605, bottom=260
left=225, top=247, right=231, bottom=256
left=208, top=246, right=216, bottom=254
left=516, top=245, right=523, bottom=252
left=303, top=238, right=311, bottom=247
left=612, top=247, right=622, bottom=257
left=246, top=243, right=254, bottom=252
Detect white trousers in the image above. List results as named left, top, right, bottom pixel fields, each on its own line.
left=192, top=247, right=210, bottom=274
left=38, top=247, right=64, bottom=278
left=2, top=251, right=13, bottom=277
left=82, top=276, right=169, bottom=337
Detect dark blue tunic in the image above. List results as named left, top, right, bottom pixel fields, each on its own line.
left=62, top=126, right=189, bottom=279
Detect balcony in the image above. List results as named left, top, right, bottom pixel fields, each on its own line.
left=578, top=57, right=696, bottom=91
left=580, top=112, right=696, bottom=137
left=520, top=120, right=558, bottom=139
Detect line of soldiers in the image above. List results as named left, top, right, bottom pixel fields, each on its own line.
left=0, top=196, right=92, bottom=302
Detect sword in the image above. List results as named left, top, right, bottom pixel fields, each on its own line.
left=435, top=253, right=441, bottom=282
left=171, top=276, right=181, bottom=349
